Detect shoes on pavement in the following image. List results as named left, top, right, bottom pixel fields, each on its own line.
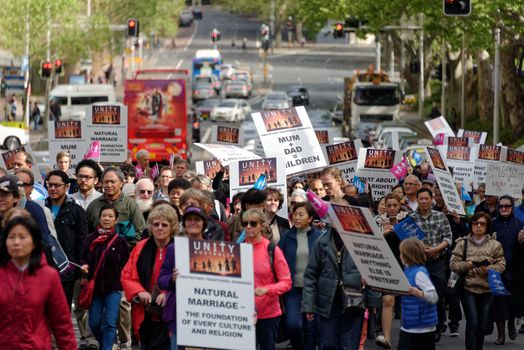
left=449, top=329, right=459, bottom=337
left=376, top=335, right=391, bottom=349
left=434, top=332, right=442, bottom=343
left=494, top=338, right=505, bottom=345
left=509, top=326, right=517, bottom=340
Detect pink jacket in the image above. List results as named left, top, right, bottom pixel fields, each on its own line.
left=250, top=236, right=292, bottom=319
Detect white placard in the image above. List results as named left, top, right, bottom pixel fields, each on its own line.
left=485, top=161, right=524, bottom=199
left=457, top=129, right=487, bottom=145
left=229, top=157, right=287, bottom=217
left=194, top=143, right=261, bottom=166
left=175, top=237, right=256, bottom=350
left=85, top=104, right=128, bottom=163
left=195, top=160, right=229, bottom=181
left=251, top=107, right=327, bottom=175
left=355, top=148, right=401, bottom=200
left=473, top=145, right=506, bottom=187
left=439, top=145, right=477, bottom=192
left=48, top=120, right=88, bottom=170
left=424, top=147, right=465, bottom=215
left=424, top=116, right=455, bottom=139
left=324, top=140, right=363, bottom=185
left=211, top=125, right=245, bottom=146
left=327, top=203, right=411, bottom=294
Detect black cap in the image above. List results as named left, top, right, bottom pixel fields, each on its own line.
left=0, top=175, right=19, bottom=194
left=182, top=206, right=208, bottom=227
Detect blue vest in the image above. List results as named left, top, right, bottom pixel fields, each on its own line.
left=401, top=265, right=438, bottom=330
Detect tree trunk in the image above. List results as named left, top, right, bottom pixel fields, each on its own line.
left=275, top=24, right=282, bottom=48
left=500, top=44, right=524, bottom=141
left=295, top=22, right=303, bottom=43
left=476, top=50, right=493, bottom=123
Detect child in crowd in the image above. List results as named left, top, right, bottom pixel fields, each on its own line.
left=398, top=238, right=438, bottom=350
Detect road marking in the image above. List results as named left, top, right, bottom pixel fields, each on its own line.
left=184, top=21, right=198, bottom=52
left=175, top=59, right=183, bottom=69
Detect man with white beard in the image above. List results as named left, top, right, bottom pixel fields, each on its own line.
left=135, top=177, right=155, bottom=222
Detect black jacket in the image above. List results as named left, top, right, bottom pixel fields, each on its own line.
left=45, top=196, right=89, bottom=281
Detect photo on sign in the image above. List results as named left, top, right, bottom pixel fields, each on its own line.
left=216, top=126, right=240, bottom=144
left=462, top=130, right=482, bottom=144
left=326, top=141, right=358, bottom=165
left=333, top=205, right=373, bottom=235
left=428, top=147, right=447, bottom=171
left=189, top=239, right=241, bottom=278
left=448, top=137, right=469, bottom=147
left=478, top=145, right=501, bottom=161
left=203, top=160, right=227, bottom=180
left=447, top=146, right=470, bottom=161
left=506, top=149, right=524, bottom=165
left=429, top=118, right=445, bottom=130
left=260, top=108, right=302, bottom=132
left=364, top=149, right=395, bottom=169
left=54, top=121, right=82, bottom=139
left=239, top=158, right=277, bottom=186
left=315, top=130, right=329, bottom=144
left=92, top=106, right=121, bottom=125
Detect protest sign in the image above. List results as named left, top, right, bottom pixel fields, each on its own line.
left=390, top=156, right=410, bottom=180
left=439, top=145, right=477, bottom=192
left=48, top=120, right=88, bottom=170
left=393, top=217, right=425, bottom=241
left=84, top=104, right=128, bottom=163
left=327, top=203, right=411, bottom=294
left=315, top=129, right=334, bottom=145
left=1, top=145, right=46, bottom=185
left=195, top=160, right=228, bottom=180
left=457, top=129, right=487, bottom=145
left=211, top=125, right=244, bottom=145
left=445, top=136, right=472, bottom=147
left=488, top=270, right=511, bottom=296
left=229, top=157, right=287, bottom=217
left=195, top=143, right=260, bottom=166
left=425, top=116, right=454, bottom=139
left=356, top=148, right=401, bottom=200
left=473, top=145, right=506, bottom=187
left=485, top=153, right=524, bottom=199
left=324, top=139, right=362, bottom=184
left=424, top=147, right=465, bottom=215
left=251, top=107, right=327, bottom=175
left=253, top=139, right=266, bottom=158
left=175, top=237, right=256, bottom=350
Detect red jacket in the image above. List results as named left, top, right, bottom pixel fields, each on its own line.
left=0, top=257, right=76, bottom=349
left=248, top=236, right=292, bottom=319
left=121, top=238, right=167, bottom=338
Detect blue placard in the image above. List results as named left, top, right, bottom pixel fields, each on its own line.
left=393, top=217, right=426, bottom=241
left=353, top=175, right=365, bottom=193
left=488, top=270, right=511, bottom=296
left=48, top=235, right=70, bottom=273
left=253, top=174, right=267, bottom=190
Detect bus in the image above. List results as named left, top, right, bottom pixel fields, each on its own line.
left=192, top=49, right=222, bottom=81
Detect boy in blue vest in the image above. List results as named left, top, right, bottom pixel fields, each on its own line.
left=398, top=237, right=439, bottom=350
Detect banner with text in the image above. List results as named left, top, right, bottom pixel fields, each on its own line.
left=251, top=107, right=327, bottom=175
left=327, top=203, right=411, bottom=294
left=438, top=145, right=477, bottom=192
left=324, top=139, right=363, bottom=185
left=457, top=129, right=487, bottom=145
left=194, top=143, right=260, bottom=166
left=355, top=148, right=401, bottom=200
left=424, top=147, right=465, bottom=215
left=48, top=120, right=88, bottom=170
left=473, top=145, right=506, bottom=187
left=175, top=237, right=256, bottom=350
left=485, top=149, right=524, bottom=198
left=195, top=160, right=229, bottom=181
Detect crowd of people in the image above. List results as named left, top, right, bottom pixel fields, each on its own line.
left=0, top=147, right=523, bottom=350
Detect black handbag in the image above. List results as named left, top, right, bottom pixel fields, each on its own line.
left=337, top=250, right=365, bottom=311
left=447, top=239, right=468, bottom=295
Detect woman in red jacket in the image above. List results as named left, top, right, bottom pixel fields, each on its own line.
left=121, top=203, right=179, bottom=349
left=0, top=216, right=76, bottom=349
left=243, top=208, right=292, bottom=350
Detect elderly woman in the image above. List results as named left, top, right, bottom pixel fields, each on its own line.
left=265, top=188, right=290, bottom=244
left=450, top=212, right=505, bottom=350
left=0, top=216, right=76, bottom=349
left=121, top=204, right=179, bottom=349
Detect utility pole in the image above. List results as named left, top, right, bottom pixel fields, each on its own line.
left=493, top=28, right=501, bottom=144
left=388, top=34, right=395, bottom=77
left=441, top=41, right=447, bottom=117
left=460, top=34, right=466, bottom=129
left=43, top=6, right=51, bottom=131
left=24, top=6, right=30, bottom=129
left=375, top=33, right=381, bottom=71
left=418, top=14, right=424, bottom=120
left=269, top=0, right=275, bottom=49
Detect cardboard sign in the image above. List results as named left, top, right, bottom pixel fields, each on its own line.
left=439, top=145, right=477, bottom=192
left=175, top=237, right=256, bottom=350
left=473, top=145, right=506, bottom=187
left=457, top=129, right=487, bottom=145
left=485, top=161, right=524, bottom=199
left=324, top=139, right=363, bottom=185
left=194, top=143, right=260, bottom=166
left=48, top=120, right=88, bottom=170
left=251, top=107, right=327, bottom=175
left=327, top=203, right=411, bottom=294
left=424, top=147, right=465, bottom=215
left=211, top=125, right=245, bottom=146
left=356, top=148, right=401, bottom=200
left=425, top=116, right=454, bottom=139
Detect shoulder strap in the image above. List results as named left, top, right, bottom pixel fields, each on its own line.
left=462, top=239, right=468, bottom=261
left=91, top=234, right=119, bottom=280
left=267, top=241, right=277, bottom=281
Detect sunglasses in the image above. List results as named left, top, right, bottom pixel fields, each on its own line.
left=140, top=189, right=153, bottom=195
left=499, top=205, right=512, bottom=209
left=242, top=221, right=259, bottom=228
left=471, top=221, right=487, bottom=227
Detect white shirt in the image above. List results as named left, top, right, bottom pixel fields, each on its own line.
left=69, top=189, right=102, bottom=210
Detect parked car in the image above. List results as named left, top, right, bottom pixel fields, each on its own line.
left=261, top=91, right=291, bottom=111
left=372, top=122, right=417, bottom=149
left=193, top=74, right=221, bottom=93
left=192, top=82, right=218, bottom=102
left=223, top=80, right=250, bottom=99
left=194, top=98, right=221, bottom=120
left=0, top=125, right=29, bottom=150
left=287, top=85, right=310, bottom=106
left=192, top=6, right=203, bottom=19
left=210, top=99, right=252, bottom=123
left=179, top=10, right=193, bottom=27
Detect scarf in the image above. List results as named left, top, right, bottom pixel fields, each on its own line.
left=137, top=237, right=173, bottom=291
left=89, top=226, right=116, bottom=252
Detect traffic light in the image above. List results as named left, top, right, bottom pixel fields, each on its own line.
left=127, top=18, right=139, bottom=37
left=443, top=0, right=471, bottom=16
left=54, top=59, right=63, bottom=74
left=41, top=61, right=52, bottom=78
left=333, top=23, right=344, bottom=39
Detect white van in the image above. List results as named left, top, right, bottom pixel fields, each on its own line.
left=49, top=84, right=116, bottom=120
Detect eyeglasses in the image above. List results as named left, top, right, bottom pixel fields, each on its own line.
left=499, top=205, right=512, bottom=209
left=48, top=183, right=66, bottom=189
left=242, top=221, right=259, bottom=228
left=78, top=175, right=95, bottom=181
left=140, top=189, right=153, bottom=195
left=19, top=182, right=33, bottom=187
left=471, top=221, right=487, bottom=227
left=152, top=222, right=169, bottom=228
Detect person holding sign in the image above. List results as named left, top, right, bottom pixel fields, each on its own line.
left=243, top=208, right=291, bottom=350
left=279, top=202, right=322, bottom=350
left=450, top=212, right=505, bottom=350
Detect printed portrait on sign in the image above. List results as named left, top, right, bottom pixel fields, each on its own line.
left=238, top=158, right=277, bottom=186
left=54, top=121, right=82, bottom=139
left=506, top=149, right=524, bottom=165
left=326, top=141, right=358, bottom=165
left=364, top=149, right=395, bottom=169
left=333, top=205, right=373, bottom=235
left=447, top=146, right=470, bottom=161
left=315, top=130, right=329, bottom=144
left=189, top=239, right=242, bottom=278
left=261, top=108, right=302, bottom=132
left=216, top=126, right=240, bottom=144
left=478, top=145, right=501, bottom=161
left=428, top=148, right=447, bottom=171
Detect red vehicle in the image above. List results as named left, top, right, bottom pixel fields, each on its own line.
left=125, top=69, right=190, bottom=161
